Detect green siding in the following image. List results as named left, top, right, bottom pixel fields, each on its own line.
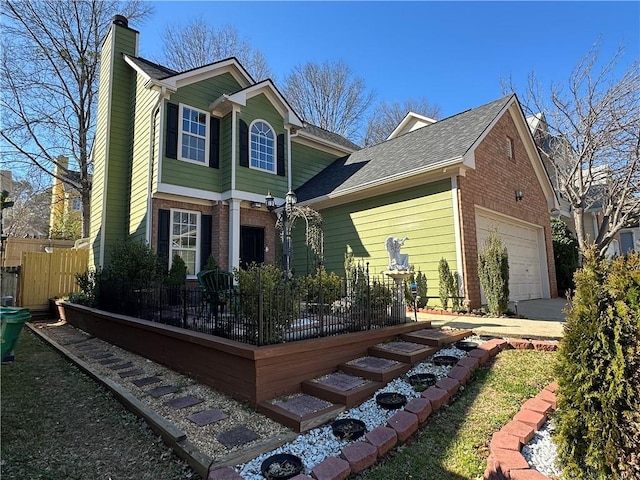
left=220, top=113, right=233, bottom=191
left=236, top=94, right=288, bottom=196
left=292, top=142, right=341, bottom=189
left=128, top=74, right=159, bottom=242
left=292, top=179, right=457, bottom=290
left=160, top=73, right=241, bottom=192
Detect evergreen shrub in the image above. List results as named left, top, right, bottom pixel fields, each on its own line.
left=551, top=217, right=579, bottom=296
left=477, top=230, right=509, bottom=316
left=438, top=258, right=452, bottom=310
left=555, top=248, right=640, bottom=480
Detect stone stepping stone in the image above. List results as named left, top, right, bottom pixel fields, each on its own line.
left=108, top=362, right=134, bottom=371
left=148, top=386, right=179, bottom=398
left=187, top=409, right=228, bottom=426
left=380, top=341, right=426, bottom=353
left=99, top=357, right=121, bottom=365
left=118, top=368, right=144, bottom=379
left=75, top=342, right=100, bottom=350
left=317, top=372, right=367, bottom=391
left=163, top=395, right=203, bottom=410
left=132, top=376, right=162, bottom=387
left=272, top=394, right=332, bottom=417
left=347, top=356, right=398, bottom=370
left=216, top=426, right=259, bottom=448
left=90, top=352, right=113, bottom=360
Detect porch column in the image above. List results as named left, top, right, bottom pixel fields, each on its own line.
left=228, top=199, right=241, bottom=272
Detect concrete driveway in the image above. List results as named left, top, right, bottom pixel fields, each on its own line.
left=416, top=297, right=568, bottom=340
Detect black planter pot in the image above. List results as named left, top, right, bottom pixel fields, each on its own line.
left=331, top=418, right=367, bottom=440
left=455, top=340, right=479, bottom=352
left=408, top=373, right=437, bottom=387
left=433, top=355, right=459, bottom=366
left=376, top=392, right=407, bottom=410
left=260, top=453, right=303, bottom=480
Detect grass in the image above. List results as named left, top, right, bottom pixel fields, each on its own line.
left=356, top=349, right=557, bottom=480
left=0, top=328, right=199, bottom=480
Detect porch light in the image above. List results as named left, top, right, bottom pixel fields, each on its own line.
left=515, top=190, right=524, bottom=202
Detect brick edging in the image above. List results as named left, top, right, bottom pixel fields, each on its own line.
left=209, top=338, right=559, bottom=480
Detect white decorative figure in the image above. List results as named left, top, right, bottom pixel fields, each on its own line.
left=385, top=236, right=411, bottom=271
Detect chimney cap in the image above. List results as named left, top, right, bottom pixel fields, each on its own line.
left=112, top=15, right=128, bottom=27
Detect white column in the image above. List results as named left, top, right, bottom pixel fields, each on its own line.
left=228, top=199, right=241, bottom=272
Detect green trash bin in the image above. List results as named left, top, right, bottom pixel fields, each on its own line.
left=1, top=307, right=31, bottom=362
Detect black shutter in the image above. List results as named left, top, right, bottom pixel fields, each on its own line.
left=166, top=103, right=179, bottom=159
left=209, top=117, right=220, bottom=169
left=158, top=209, right=170, bottom=263
left=200, top=214, right=212, bottom=270
left=277, top=133, right=285, bottom=177
left=239, top=119, right=249, bottom=167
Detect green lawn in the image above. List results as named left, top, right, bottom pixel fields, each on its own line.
left=356, top=349, right=557, bottom=480
left=0, top=328, right=198, bottom=480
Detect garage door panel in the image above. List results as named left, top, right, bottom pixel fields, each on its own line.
left=475, top=211, right=543, bottom=302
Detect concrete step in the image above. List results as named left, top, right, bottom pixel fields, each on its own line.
left=339, top=356, right=411, bottom=383
left=257, top=393, right=345, bottom=433
left=368, top=341, right=439, bottom=364
left=401, top=328, right=473, bottom=347
left=302, top=372, right=384, bottom=409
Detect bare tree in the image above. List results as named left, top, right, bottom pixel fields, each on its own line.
left=283, top=60, right=375, bottom=142
left=511, top=43, right=640, bottom=258
left=2, top=175, right=51, bottom=239
left=363, top=98, right=442, bottom=146
left=161, top=18, right=271, bottom=81
left=1, top=0, right=153, bottom=238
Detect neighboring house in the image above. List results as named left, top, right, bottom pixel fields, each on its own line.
left=49, top=155, right=83, bottom=239
left=90, top=15, right=559, bottom=308
left=528, top=113, right=639, bottom=258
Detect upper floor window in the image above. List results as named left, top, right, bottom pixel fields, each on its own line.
left=179, top=104, right=209, bottom=164
left=250, top=120, right=275, bottom=173
left=71, top=197, right=82, bottom=212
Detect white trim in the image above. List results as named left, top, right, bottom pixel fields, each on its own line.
left=249, top=119, right=276, bottom=174
left=231, top=107, right=238, bottom=190
left=451, top=176, right=464, bottom=286
left=145, top=89, right=165, bottom=244
left=387, top=112, right=437, bottom=140
left=228, top=199, right=241, bottom=272
left=177, top=103, right=210, bottom=165
left=295, top=131, right=357, bottom=155
left=157, top=182, right=222, bottom=201
left=287, top=126, right=292, bottom=191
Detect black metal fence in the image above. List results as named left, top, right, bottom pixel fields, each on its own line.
left=96, top=269, right=411, bottom=346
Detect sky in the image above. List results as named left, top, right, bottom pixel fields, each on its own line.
left=137, top=1, right=640, bottom=119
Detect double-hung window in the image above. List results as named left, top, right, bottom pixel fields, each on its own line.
left=179, top=104, right=209, bottom=164
left=250, top=120, right=275, bottom=173
left=170, top=209, right=200, bottom=275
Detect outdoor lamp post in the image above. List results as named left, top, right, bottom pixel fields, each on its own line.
left=265, top=190, right=297, bottom=279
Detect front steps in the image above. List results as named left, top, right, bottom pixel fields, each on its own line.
left=259, top=327, right=473, bottom=432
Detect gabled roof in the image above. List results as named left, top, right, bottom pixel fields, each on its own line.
left=387, top=112, right=437, bottom=140
left=124, top=55, right=177, bottom=80
left=299, top=124, right=361, bottom=151
left=296, top=95, right=513, bottom=202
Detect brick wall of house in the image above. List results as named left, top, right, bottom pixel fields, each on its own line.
left=458, top=109, right=558, bottom=308
left=150, top=199, right=277, bottom=271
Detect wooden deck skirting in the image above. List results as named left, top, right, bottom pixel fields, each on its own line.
left=61, top=302, right=430, bottom=404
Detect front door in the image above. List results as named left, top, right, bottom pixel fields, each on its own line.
left=240, top=226, right=265, bottom=268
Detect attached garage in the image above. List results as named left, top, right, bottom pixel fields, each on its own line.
left=475, top=208, right=550, bottom=302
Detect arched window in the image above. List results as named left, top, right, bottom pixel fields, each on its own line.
left=250, top=120, right=275, bottom=172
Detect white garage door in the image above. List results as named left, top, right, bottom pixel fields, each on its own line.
left=475, top=210, right=546, bottom=302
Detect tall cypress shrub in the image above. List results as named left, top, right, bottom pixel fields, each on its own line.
left=551, top=217, right=579, bottom=296
left=477, top=230, right=509, bottom=316
left=555, top=248, right=640, bottom=480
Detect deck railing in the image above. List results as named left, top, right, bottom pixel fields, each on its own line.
left=96, top=271, right=410, bottom=346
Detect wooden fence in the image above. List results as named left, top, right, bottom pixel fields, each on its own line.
left=19, top=249, right=89, bottom=310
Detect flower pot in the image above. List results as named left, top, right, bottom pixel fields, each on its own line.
left=408, top=373, right=437, bottom=388
left=331, top=418, right=367, bottom=440
left=376, top=392, right=407, bottom=410
left=433, top=355, right=459, bottom=366
left=260, top=453, right=303, bottom=480
left=455, top=341, right=479, bottom=352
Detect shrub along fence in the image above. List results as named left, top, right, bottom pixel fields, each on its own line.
left=95, top=268, right=408, bottom=346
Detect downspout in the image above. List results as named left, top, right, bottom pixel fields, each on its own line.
left=145, top=87, right=166, bottom=244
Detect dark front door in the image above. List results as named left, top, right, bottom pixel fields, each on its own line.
left=240, top=226, right=265, bottom=268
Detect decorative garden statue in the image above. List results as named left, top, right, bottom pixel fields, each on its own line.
left=385, top=236, right=411, bottom=271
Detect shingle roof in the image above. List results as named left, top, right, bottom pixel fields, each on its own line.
left=301, top=124, right=362, bottom=151
left=296, top=95, right=514, bottom=202
left=125, top=55, right=178, bottom=80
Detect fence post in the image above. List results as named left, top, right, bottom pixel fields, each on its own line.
left=318, top=265, right=324, bottom=337
left=366, top=262, right=371, bottom=330
left=258, top=269, right=264, bottom=346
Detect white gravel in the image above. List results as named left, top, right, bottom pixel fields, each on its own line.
left=236, top=340, right=483, bottom=479
left=521, top=419, right=562, bottom=478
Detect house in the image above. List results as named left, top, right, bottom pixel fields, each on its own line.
left=49, top=156, right=83, bottom=239
left=89, top=15, right=558, bottom=309
left=528, top=113, right=639, bottom=257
